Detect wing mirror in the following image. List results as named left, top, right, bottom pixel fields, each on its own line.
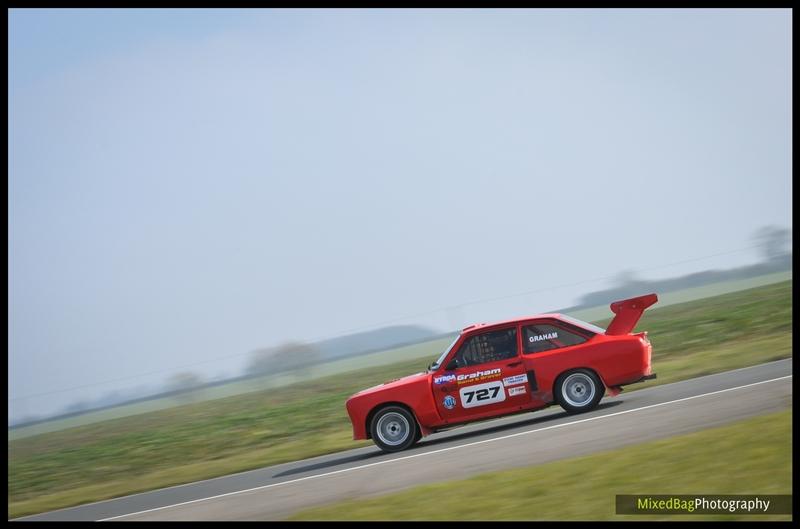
left=445, top=358, right=460, bottom=371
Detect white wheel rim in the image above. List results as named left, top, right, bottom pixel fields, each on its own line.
left=562, top=372, right=596, bottom=407
left=376, top=412, right=410, bottom=446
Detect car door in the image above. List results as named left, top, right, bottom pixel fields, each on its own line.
left=519, top=319, right=594, bottom=403
left=432, top=326, right=532, bottom=423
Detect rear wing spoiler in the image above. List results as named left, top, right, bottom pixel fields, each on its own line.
left=605, top=293, right=659, bottom=335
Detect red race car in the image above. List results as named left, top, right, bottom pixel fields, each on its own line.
left=346, top=293, right=658, bottom=452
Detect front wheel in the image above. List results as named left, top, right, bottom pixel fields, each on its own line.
left=369, top=405, right=420, bottom=452
left=555, top=369, right=604, bottom=414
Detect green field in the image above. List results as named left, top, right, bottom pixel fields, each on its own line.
left=8, top=280, right=793, bottom=518
left=291, top=409, right=792, bottom=521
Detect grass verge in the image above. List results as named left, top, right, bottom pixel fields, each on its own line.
left=291, top=409, right=792, bottom=521
left=8, top=280, right=792, bottom=518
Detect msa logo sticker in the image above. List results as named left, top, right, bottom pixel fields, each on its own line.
left=459, top=381, right=506, bottom=409
left=503, top=374, right=527, bottom=387
left=508, top=386, right=527, bottom=396
left=456, top=368, right=502, bottom=385
left=529, top=332, right=558, bottom=343
left=443, top=395, right=457, bottom=409
left=434, top=373, right=456, bottom=385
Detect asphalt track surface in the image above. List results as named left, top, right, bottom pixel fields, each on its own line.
left=16, top=358, right=793, bottom=521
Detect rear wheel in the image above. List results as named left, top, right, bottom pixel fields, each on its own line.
left=555, top=369, right=604, bottom=414
left=369, top=405, right=419, bottom=452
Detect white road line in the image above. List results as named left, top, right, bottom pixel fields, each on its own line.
left=99, top=374, right=792, bottom=521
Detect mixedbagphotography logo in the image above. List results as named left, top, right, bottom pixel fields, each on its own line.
left=616, top=495, right=792, bottom=515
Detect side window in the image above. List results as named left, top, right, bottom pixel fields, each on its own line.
left=454, top=328, right=518, bottom=368
left=523, top=323, right=587, bottom=354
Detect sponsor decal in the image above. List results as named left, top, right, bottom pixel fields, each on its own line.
left=459, top=380, right=506, bottom=408
left=529, top=332, right=558, bottom=342
left=434, top=373, right=456, bottom=385
left=503, top=374, right=527, bottom=387
left=456, top=368, right=502, bottom=385
left=443, top=394, right=457, bottom=409
left=508, top=385, right=527, bottom=396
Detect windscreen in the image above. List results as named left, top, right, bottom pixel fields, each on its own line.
left=430, top=333, right=460, bottom=370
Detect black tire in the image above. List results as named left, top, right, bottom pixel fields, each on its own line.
left=555, top=369, right=604, bottom=414
left=369, top=405, right=420, bottom=453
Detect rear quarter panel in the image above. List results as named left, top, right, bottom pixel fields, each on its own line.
left=524, top=334, right=650, bottom=402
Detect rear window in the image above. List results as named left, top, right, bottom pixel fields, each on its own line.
left=523, top=323, right=589, bottom=354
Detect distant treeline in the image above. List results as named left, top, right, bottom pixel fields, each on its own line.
left=8, top=377, right=248, bottom=430
left=9, top=325, right=446, bottom=429
left=561, top=254, right=791, bottom=313
left=314, top=325, right=442, bottom=362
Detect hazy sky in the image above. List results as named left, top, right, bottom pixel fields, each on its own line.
left=8, top=9, right=792, bottom=419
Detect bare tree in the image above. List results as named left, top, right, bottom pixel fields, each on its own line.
left=246, top=341, right=319, bottom=380
left=614, top=269, right=642, bottom=287
left=752, top=225, right=792, bottom=262
left=63, top=400, right=90, bottom=415
left=166, top=371, right=204, bottom=402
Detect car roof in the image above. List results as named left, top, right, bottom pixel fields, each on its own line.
left=461, top=313, right=585, bottom=333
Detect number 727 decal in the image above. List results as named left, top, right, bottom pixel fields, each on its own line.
left=459, top=381, right=506, bottom=409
